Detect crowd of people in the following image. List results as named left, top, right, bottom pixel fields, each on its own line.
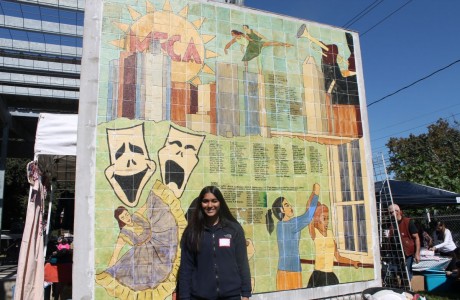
left=386, top=204, right=459, bottom=286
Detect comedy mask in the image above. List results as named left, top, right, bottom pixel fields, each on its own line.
left=105, top=124, right=156, bottom=207
left=158, top=126, right=205, bottom=198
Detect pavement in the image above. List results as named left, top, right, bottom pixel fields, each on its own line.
left=0, top=264, right=17, bottom=300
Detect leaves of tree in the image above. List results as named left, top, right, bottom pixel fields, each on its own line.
left=386, top=118, right=460, bottom=193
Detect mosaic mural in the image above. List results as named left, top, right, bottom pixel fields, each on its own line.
left=93, top=0, right=374, bottom=299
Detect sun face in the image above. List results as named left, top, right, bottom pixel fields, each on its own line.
left=111, top=0, right=217, bottom=84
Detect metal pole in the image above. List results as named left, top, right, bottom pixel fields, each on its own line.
left=0, top=124, right=9, bottom=246
left=44, top=179, right=55, bottom=258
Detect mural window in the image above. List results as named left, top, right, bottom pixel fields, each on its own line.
left=333, top=139, right=368, bottom=253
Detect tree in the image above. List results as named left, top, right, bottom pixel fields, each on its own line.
left=3, top=158, right=30, bottom=231
left=386, top=118, right=460, bottom=193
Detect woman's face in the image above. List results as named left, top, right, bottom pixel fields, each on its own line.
left=201, top=192, right=220, bottom=218
left=281, top=199, right=294, bottom=219
left=119, top=210, right=132, bottom=225
left=315, top=208, right=329, bottom=236
left=436, top=224, right=444, bottom=232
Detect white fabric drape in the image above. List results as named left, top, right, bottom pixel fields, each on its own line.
left=14, top=162, right=46, bottom=300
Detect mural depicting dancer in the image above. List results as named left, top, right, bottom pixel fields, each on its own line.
left=297, top=24, right=359, bottom=105
left=265, top=184, right=319, bottom=290
left=225, top=25, right=292, bottom=73
left=306, top=202, right=360, bottom=288
left=96, top=182, right=181, bottom=298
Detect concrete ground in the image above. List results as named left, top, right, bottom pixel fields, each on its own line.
left=0, top=264, right=17, bottom=300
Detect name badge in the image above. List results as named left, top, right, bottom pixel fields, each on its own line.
left=219, top=238, right=231, bottom=247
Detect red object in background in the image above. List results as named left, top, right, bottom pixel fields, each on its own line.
left=44, top=263, right=72, bottom=283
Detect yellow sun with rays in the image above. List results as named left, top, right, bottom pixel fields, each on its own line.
left=111, top=0, right=217, bottom=85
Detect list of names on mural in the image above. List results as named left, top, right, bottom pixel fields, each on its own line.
left=245, top=208, right=267, bottom=224
left=292, top=145, right=308, bottom=175
left=252, top=143, right=269, bottom=181
left=309, top=146, right=324, bottom=173
left=266, top=74, right=290, bottom=127
left=230, top=142, right=249, bottom=176
left=209, top=141, right=226, bottom=173
left=274, top=144, right=290, bottom=177
left=265, top=73, right=304, bottom=132
left=222, top=189, right=246, bottom=206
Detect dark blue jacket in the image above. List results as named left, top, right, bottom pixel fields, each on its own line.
left=179, top=221, right=252, bottom=300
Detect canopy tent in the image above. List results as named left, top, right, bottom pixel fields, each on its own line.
left=375, top=179, right=460, bottom=208
left=14, top=113, right=78, bottom=300
left=34, top=113, right=78, bottom=181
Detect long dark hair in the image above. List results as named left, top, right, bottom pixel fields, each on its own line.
left=231, top=30, right=244, bottom=36
left=182, top=186, right=238, bottom=252
left=265, top=197, right=285, bottom=235
left=114, top=206, right=128, bottom=229
left=436, top=221, right=447, bottom=240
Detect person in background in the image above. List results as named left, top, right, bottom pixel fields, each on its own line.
left=57, top=237, right=70, bottom=251
left=179, top=186, right=251, bottom=300
left=388, top=204, right=420, bottom=280
left=429, top=221, right=458, bottom=271
left=422, top=229, right=433, bottom=249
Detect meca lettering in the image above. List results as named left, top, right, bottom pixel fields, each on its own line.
left=129, top=31, right=202, bottom=64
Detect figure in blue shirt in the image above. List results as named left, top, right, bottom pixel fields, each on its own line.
left=266, top=183, right=319, bottom=290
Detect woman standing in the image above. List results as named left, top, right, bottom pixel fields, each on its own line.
left=429, top=221, right=458, bottom=271
left=179, top=186, right=251, bottom=300
left=265, top=184, right=319, bottom=290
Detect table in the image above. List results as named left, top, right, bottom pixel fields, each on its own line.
left=412, top=256, right=451, bottom=272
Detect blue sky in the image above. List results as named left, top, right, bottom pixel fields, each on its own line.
left=245, top=0, right=460, bottom=157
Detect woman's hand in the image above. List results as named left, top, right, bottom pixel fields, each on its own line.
left=352, top=260, right=360, bottom=269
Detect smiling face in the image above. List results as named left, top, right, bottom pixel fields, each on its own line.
left=201, top=192, right=221, bottom=220
left=118, top=210, right=132, bottom=226
left=158, top=126, right=205, bottom=198
left=105, top=124, right=156, bottom=207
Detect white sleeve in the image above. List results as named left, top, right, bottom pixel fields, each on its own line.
left=435, top=229, right=454, bottom=251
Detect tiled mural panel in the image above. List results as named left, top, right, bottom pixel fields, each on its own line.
left=92, top=0, right=374, bottom=298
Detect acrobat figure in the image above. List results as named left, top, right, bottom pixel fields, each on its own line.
left=265, top=184, right=319, bottom=290
left=96, top=185, right=178, bottom=296
left=307, top=202, right=360, bottom=288
left=297, top=24, right=359, bottom=105
left=225, top=25, right=292, bottom=74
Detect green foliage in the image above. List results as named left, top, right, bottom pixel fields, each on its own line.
left=3, top=158, right=30, bottom=230
left=387, top=119, right=460, bottom=193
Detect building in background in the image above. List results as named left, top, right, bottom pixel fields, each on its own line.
left=0, top=0, right=244, bottom=247
left=0, top=0, right=84, bottom=158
